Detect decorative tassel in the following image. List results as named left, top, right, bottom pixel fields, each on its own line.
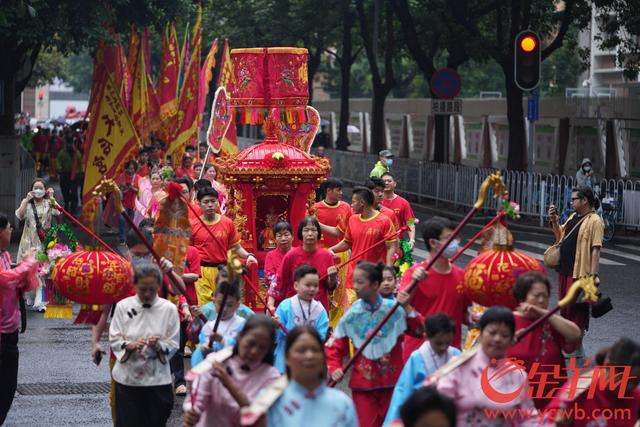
left=74, top=305, right=105, bottom=325
left=44, top=304, right=73, bottom=319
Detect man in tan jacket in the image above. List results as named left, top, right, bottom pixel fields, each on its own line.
left=549, top=186, right=604, bottom=358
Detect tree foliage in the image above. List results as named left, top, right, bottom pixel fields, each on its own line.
left=0, top=0, right=192, bottom=134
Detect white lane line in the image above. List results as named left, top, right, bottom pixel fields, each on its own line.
left=614, top=244, right=640, bottom=252
left=519, top=241, right=625, bottom=265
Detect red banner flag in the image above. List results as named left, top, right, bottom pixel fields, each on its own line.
left=198, top=37, right=219, bottom=127
left=158, top=24, right=179, bottom=121
left=167, top=6, right=202, bottom=167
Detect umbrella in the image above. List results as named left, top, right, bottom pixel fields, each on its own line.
left=347, top=125, right=360, bottom=134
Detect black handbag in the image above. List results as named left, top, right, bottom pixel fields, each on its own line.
left=591, top=292, right=613, bottom=318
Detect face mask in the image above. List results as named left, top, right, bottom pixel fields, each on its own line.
left=131, top=254, right=154, bottom=267
left=439, top=239, right=460, bottom=259
left=386, top=158, right=393, bottom=166
left=583, top=166, right=591, bottom=172
left=32, top=189, right=45, bottom=199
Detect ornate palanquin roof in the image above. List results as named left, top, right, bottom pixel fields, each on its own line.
left=214, top=136, right=330, bottom=177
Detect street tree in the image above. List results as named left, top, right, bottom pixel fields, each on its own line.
left=0, top=0, right=192, bottom=136
left=204, top=0, right=342, bottom=102
left=447, top=0, right=639, bottom=171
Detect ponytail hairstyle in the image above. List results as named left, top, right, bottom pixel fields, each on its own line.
left=355, top=261, right=384, bottom=286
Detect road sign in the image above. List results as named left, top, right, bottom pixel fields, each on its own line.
left=527, top=94, right=539, bottom=121
left=430, top=68, right=461, bottom=99
left=432, top=99, right=462, bottom=115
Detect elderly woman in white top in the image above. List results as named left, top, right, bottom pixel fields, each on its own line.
left=109, top=263, right=180, bottom=427
left=14, top=178, right=58, bottom=311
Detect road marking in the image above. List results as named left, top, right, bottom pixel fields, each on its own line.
left=519, top=241, right=625, bottom=265
left=614, top=244, right=640, bottom=253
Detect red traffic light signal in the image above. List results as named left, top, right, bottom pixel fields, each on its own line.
left=514, top=30, right=540, bottom=91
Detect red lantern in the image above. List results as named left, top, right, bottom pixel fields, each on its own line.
left=52, top=250, right=134, bottom=304
left=462, top=247, right=545, bottom=308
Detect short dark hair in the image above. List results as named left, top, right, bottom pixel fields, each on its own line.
left=324, top=177, right=344, bottom=190
left=573, top=186, right=595, bottom=207
left=364, top=176, right=385, bottom=190
left=421, top=216, right=454, bottom=250
left=232, top=314, right=277, bottom=366
left=479, top=306, right=515, bottom=337
left=382, top=265, right=396, bottom=276
left=125, top=159, right=138, bottom=170
left=199, top=142, right=208, bottom=148
left=173, top=176, right=193, bottom=193
left=400, top=386, right=457, bottom=427
left=31, top=178, right=48, bottom=191
left=126, top=228, right=153, bottom=248
left=425, top=314, right=456, bottom=338
left=197, top=186, right=219, bottom=201
left=0, top=213, right=8, bottom=230
left=381, top=172, right=395, bottom=181
left=274, top=221, right=293, bottom=235
left=297, top=216, right=322, bottom=240
left=512, top=272, right=550, bottom=303
left=607, top=338, right=640, bottom=367
left=352, top=186, right=375, bottom=206
left=294, top=265, right=318, bottom=282
left=355, top=261, right=384, bottom=285
left=133, top=263, right=163, bottom=285
left=194, top=162, right=203, bottom=169
left=215, top=281, right=241, bottom=300
left=194, top=179, right=212, bottom=192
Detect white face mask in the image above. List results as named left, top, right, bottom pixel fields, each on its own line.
left=32, top=189, right=45, bottom=199
left=583, top=165, right=592, bottom=172
left=386, top=158, right=393, bottom=166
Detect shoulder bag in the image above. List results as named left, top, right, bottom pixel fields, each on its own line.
left=543, top=213, right=591, bottom=268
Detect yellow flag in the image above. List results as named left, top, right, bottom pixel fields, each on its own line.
left=82, top=72, right=141, bottom=213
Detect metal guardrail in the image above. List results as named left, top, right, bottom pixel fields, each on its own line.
left=328, top=150, right=640, bottom=229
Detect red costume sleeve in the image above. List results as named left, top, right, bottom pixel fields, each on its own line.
left=405, top=312, right=425, bottom=338
left=325, top=336, right=350, bottom=374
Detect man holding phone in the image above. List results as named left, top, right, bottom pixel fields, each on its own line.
left=548, top=186, right=604, bottom=360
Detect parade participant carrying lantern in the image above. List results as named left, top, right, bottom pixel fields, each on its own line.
left=462, top=220, right=545, bottom=309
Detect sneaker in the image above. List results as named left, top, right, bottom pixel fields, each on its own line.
left=184, top=346, right=192, bottom=358
left=175, top=384, right=187, bottom=396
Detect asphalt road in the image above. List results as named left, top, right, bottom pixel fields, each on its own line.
left=4, top=223, right=640, bottom=426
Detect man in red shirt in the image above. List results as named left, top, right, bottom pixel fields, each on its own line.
left=315, top=178, right=353, bottom=324
left=116, top=160, right=139, bottom=245
left=330, top=187, right=397, bottom=290
left=381, top=173, right=416, bottom=250
left=190, top=187, right=257, bottom=305
left=175, top=153, right=195, bottom=179
left=399, top=216, right=471, bottom=360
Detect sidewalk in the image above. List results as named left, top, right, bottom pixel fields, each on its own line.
left=341, top=182, right=640, bottom=244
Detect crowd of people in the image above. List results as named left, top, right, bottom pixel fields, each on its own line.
left=0, top=143, right=639, bottom=427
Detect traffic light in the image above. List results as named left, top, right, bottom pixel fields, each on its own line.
left=514, top=30, right=540, bottom=91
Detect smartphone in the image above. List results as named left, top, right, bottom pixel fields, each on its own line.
left=93, top=351, right=104, bottom=366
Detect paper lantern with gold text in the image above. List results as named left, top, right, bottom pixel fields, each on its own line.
left=51, top=250, right=134, bottom=304
left=462, top=247, right=545, bottom=309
